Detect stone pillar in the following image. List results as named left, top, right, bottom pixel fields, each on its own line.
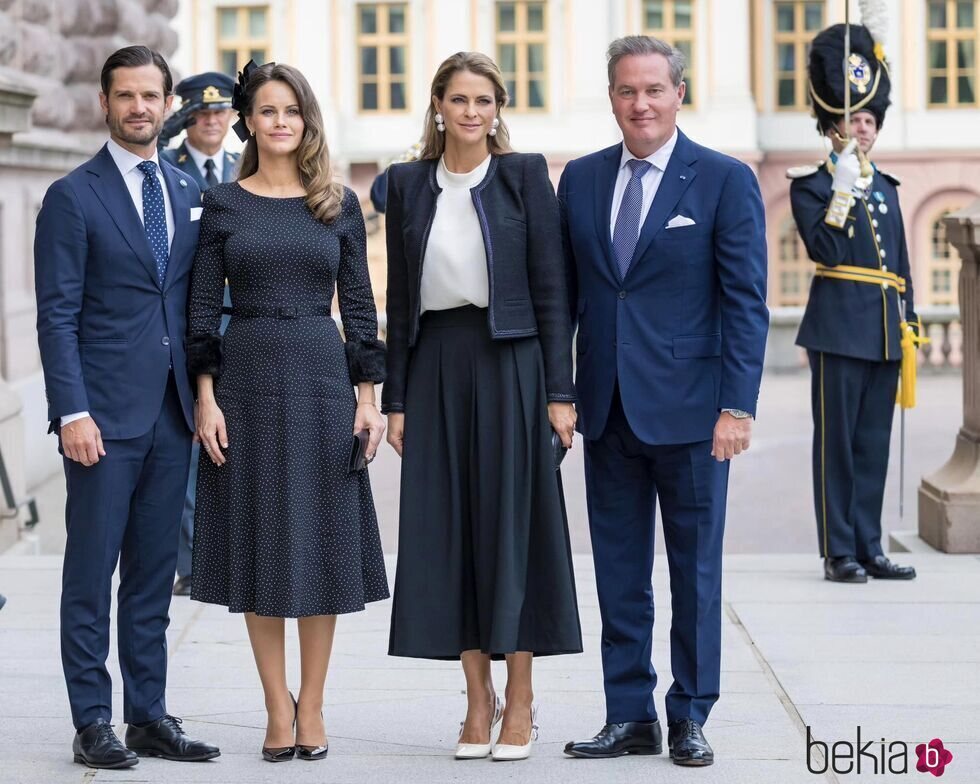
left=0, top=80, right=37, bottom=551
left=918, top=200, right=980, bottom=553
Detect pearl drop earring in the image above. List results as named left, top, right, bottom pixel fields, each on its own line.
left=435, top=113, right=445, bottom=132
left=489, top=117, right=499, bottom=137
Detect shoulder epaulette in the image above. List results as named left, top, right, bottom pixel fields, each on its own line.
left=877, top=168, right=901, bottom=186
left=786, top=162, right=823, bottom=180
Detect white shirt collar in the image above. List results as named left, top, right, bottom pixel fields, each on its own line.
left=619, top=127, right=679, bottom=173
left=185, top=141, right=223, bottom=173
left=106, top=137, right=161, bottom=177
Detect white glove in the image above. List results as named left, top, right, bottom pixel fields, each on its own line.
left=831, top=139, right=865, bottom=197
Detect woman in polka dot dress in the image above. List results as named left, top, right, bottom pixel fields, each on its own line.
left=186, top=62, right=388, bottom=762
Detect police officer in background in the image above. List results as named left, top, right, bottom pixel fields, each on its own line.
left=162, top=72, right=239, bottom=191
left=162, top=72, right=238, bottom=596
left=789, top=23, right=918, bottom=583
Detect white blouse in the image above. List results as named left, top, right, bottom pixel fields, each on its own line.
left=420, top=154, right=492, bottom=313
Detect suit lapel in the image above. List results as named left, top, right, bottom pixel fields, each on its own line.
left=160, top=160, right=189, bottom=291
left=628, top=131, right=698, bottom=273
left=592, top=144, right=623, bottom=283
left=87, top=145, right=161, bottom=288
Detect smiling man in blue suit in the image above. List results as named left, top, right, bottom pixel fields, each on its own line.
left=561, top=37, right=769, bottom=767
left=34, top=46, right=219, bottom=769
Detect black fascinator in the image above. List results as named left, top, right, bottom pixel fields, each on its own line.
left=231, top=60, right=276, bottom=142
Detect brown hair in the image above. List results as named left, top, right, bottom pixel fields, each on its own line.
left=237, top=63, right=343, bottom=224
left=419, top=52, right=513, bottom=160
left=101, top=45, right=173, bottom=95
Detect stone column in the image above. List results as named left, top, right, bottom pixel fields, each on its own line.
left=918, top=200, right=980, bottom=553
left=0, top=80, right=37, bottom=551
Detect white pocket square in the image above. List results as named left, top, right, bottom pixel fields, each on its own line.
left=666, top=214, right=696, bottom=229
left=190, top=207, right=203, bottom=222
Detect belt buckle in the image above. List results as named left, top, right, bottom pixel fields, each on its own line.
left=276, top=306, right=297, bottom=319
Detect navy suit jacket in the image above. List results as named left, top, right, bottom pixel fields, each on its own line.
left=35, top=144, right=200, bottom=440
left=559, top=130, right=769, bottom=445
left=161, top=140, right=239, bottom=195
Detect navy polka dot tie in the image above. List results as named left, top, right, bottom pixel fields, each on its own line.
left=137, top=160, right=169, bottom=285
left=612, top=159, right=652, bottom=278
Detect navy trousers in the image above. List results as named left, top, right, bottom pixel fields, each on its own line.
left=584, top=389, right=729, bottom=726
left=808, top=351, right=899, bottom=561
left=60, top=376, right=191, bottom=729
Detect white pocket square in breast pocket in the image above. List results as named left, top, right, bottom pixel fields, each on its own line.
left=190, top=207, right=203, bottom=222
left=666, top=214, right=696, bottom=229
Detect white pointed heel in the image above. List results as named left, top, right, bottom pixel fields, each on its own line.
left=454, top=694, right=503, bottom=759
left=491, top=704, right=538, bottom=761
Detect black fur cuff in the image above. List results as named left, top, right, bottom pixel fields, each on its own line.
left=186, top=333, right=223, bottom=378
left=345, top=336, right=387, bottom=384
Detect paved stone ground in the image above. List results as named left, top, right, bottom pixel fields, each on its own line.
left=2, top=372, right=976, bottom=783
left=1, top=551, right=978, bottom=783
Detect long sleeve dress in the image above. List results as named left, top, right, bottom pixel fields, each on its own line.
left=186, top=182, right=389, bottom=617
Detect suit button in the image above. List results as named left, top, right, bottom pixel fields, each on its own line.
left=618, top=291, right=627, bottom=299
left=161, top=336, right=171, bottom=346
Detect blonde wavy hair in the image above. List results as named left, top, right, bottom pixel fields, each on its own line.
left=237, top=63, right=343, bottom=224
left=420, top=52, right=513, bottom=160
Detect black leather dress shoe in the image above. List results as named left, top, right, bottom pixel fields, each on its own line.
left=73, top=719, right=138, bottom=769
left=564, top=721, right=662, bottom=758
left=125, top=715, right=220, bottom=761
left=173, top=576, right=192, bottom=596
left=860, top=555, right=916, bottom=580
left=668, top=719, right=714, bottom=767
left=824, top=556, right=868, bottom=583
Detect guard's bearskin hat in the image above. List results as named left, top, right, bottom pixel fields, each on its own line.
left=808, top=23, right=891, bottom=133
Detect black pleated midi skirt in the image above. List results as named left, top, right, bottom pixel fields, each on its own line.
left=388, top=306, right=583, bottom=660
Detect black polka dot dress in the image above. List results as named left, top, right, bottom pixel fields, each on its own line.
left=186, top=183, right=389, bottom=617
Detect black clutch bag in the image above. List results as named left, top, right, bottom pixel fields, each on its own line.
left=349, top=430, right=370, bottom=473
left=551, top=430, right=568, bottom=470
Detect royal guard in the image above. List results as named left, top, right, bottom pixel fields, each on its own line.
left=789, top=17, right=922, bottom=583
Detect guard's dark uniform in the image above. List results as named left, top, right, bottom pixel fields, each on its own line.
left=791, top=159, right=916, bottom=560
left=164, top=140, right=239, bottom=191
left=790, top=23, right=920, bottom=576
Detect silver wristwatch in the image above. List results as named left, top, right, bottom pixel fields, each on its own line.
left=722, top=408, right=752, bottom=419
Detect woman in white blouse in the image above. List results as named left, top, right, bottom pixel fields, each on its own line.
left=382, top=52, right=582, bottom=762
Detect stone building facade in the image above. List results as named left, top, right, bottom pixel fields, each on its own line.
left=0, top=0, right=180, bottom=547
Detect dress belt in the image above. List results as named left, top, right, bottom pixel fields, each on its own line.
left=813, top=263, right=906, bottom=293
left=230, top=304, right=333, bottom=319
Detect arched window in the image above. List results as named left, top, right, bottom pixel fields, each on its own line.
left=928, top=209, right=961, bottom=305
left=774, top=214, right=813, bottom=306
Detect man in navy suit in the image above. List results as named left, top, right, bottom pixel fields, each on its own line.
left=160, top=71, right=237, bottom=597
left=561, top=37, right=768, bottom=766
left=34, top=46, right=219, bottom=769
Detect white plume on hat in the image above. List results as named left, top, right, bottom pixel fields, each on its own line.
left=859, top=0, right=889, bottom=50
